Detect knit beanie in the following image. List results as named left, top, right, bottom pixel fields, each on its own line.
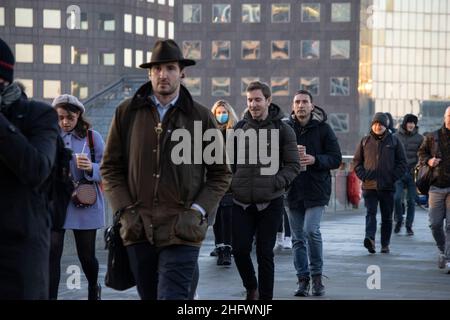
left=402, top=114, right=418, bottom=127
left=371, top=112, right=388, bottom=128
left=0, top=38, right=14, bottom=83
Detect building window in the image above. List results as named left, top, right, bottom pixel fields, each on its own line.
left=158, top=0, right=166, bottom=4
left=271, top=40, right=289, bottom=59
left=71, top=47, right=88, bottom=65
left=147, top=18, right=154, bottom=36
left=330, top=77, right=350, bottom=96
left=43, top=80, right=61, bottom=99
left=168, top=21, right=174, bottom=39
left=124, top=48, right=132, bottom=67
left=43, top=9, right=60, bottom=29
left=43, top=45, right=61, bottom=64
left=135, top=50, right=143, bottom=68
left=301, top=40, right=320, bottom=59
left=15, top=8, right=33, bottom=27
left=183, top=4, right=201, bottom=23
left=271, top=77, right=289, bottom=96
left=241, top=41, right=260, bottom=60
left=300, top=77, right=319, bottom=96
left=124, top=14, right=132, bottom=33
left=71, top=81, right=89, bottom=100
left=241, top=77, right=260, bottom=95
left=100, top=50, right=115, bottom=66
left=80, top=12, right=88, bottom=30
left=331, top=3, right=351, bottom=22
left=242, top=4, right=260, bottom=23
left=183, top=77, right=201, bottom=96
left=0, top=8, right=4, bottom=26
left=301, top=3, right=320, bottom=22
left=135, top=16, right=143, bottom=34
left=16, top=79, right=33, bottom=97
left=99, top=13, right=115, bottom=31
left=147, top=51, right=152, bottom=62
left=212, top=41, right=231, bottom=60
left=15, top=44, right=33, bottom=63
left=212, top=77, right=231, bottom=96
left=331, top=40, right=350, bottom=59
left=168, top=0, right=174, bottom=7
left=272, top=4, right=290, bottom=23
left=157, top=19, right=165, bottom=38
left=183, top=41, right=201, bottom=60
left=212, top=4, right=231, bottom=23
left=329, top=113, right=349, bottom=132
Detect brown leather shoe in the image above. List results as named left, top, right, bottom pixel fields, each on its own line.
left=246, top=288, right=259, bottom=300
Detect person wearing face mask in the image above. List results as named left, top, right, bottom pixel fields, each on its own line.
left=0, top=38, right=59, bottom=299
left=353, top=113, right=407, bottom=255
left=210, top=100, right=238, bottom=266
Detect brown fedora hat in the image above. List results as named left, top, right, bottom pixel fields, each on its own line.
left=139, top=39, right=195, bottom=69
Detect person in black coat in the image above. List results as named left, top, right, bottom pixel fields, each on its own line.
left=353, top=112, right=407, bottom=255
left=286, top=90, right=342, bottom=297
left=0, top=38, right=59, bottom=299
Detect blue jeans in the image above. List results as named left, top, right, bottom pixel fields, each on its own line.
left=287, top=203, right=324, bottom=278
left=394, top=172, right=416, bottom=228
left=363, top=190, right=394, bottom=247
left=127, top=243, right=200, bottom=300
left=428, top=186, right=450, bottom=259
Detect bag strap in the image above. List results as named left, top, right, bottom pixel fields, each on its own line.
left=87, top=129, right=96, bottom=163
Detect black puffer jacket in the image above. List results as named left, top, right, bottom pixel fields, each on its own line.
left=394, top=126, right=424, bottom=171
left=353, top=130, right=407, bottom=191
left=286, top=106, right=342, bottom=209
left=231, top=104, right=301, bottom=204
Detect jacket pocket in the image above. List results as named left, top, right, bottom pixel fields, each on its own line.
left=119, top=208, right=146, bottom=243
left=174, top=209, right=208, bottom=243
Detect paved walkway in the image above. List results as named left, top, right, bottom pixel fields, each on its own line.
left=57, top=207, right=450, bottom=300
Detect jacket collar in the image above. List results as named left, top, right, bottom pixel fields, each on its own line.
left=289, top=105, right=327, bottom=128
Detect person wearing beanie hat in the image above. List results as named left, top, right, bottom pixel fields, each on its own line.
left=0, top=37, right=14, bottom=84
left=371, top=112, right=389, bottom=130
left=393, top=114, right=424, bottom=235
left=353, top=111, right=407, bottom=254
left=0, top=37, right=60, bottom=299
left=384, top=112, right=397, bottom=134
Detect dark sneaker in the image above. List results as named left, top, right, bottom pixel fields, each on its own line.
left=210, top=247, right=219, bottom=257
left=217, top=247, right=232, bottom=266
left=394, top=222, right=402, bottom=234
left=406, top=227, right=414, bottom=236
left=294, top=277, right=310, bottom=297
left=381, top=246, right=390, bottom=254
left=311, top=275, right=325, bottom=296
left=364, top=238, right=376, bottom=254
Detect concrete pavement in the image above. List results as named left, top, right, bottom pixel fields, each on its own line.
left=57, top=207, right=450, bottom=300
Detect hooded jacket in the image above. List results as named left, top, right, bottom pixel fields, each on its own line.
left=231, top=103, right=301, bottom=204
left=286, top=106, right=342, bottom=209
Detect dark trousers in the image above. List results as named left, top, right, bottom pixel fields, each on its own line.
left=277, top=206, right=291, bottom=237
left=363, top=189, right=394, bottom=247
left=232, top=197, right=283, bottom=300
left=126, top=242, right=200, bottom=300
left=213, top=204, right=233, bottom=247
left=49, top=229, right=99, bottom=299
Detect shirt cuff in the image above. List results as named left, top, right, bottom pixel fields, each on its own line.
left=191, top=203, right=206, bottom=217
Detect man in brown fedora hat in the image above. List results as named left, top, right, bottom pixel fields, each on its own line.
left=101, top=39, right=232, bottom=300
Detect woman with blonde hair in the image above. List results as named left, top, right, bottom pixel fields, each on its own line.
left=210, top=100, right=238, bottom=265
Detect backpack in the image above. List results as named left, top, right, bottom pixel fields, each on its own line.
left=47, top=135, right=74, bottom=230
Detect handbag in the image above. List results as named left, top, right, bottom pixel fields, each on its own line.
left=104, top=211, right=136, bottom=291
left=415, top=164, right=434, bottom=195
left=71, top=130, right=98, bottom=208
